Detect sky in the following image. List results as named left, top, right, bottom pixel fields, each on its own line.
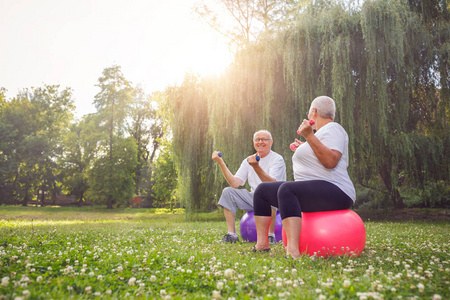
left=0, top=0, right=233, bottom=117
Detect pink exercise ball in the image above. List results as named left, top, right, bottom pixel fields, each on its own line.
left=282, top=209, right=366, bottom=257
left=240, top=211, right=283, bottom=242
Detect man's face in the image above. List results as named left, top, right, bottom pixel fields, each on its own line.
left=253, top=132, right=273, bottom=155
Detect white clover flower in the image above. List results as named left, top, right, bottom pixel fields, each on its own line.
left=36, top=276, right=43, bottom=283
left=224, top=268, right=234, bottom=278
left=128, top=277, right=136, bottom=286
left=432, top=294, right=442, bottom=300
left=212, top=290, right=221, bottom=299
left=106, top=290, right=112, bottom=294
left=343, top=280, right=351, bottom=288
left=1, top=276, right=9, bottom=286
left=217, top=281, right=224, bottom=290
left=117, top=266, right=123, bottom=272
left=417, top=283, right=425, bottom=293
left=85, top=286, right=92, bottom=294
left=150, top=275, right=156, bottom=282
left=97, top=275, right=103, bottom=280
left=160, top=289, right=167, bottom=296
left=318, top=295, right=326, bottom=300
left=22, top=290, right=30, bottom=297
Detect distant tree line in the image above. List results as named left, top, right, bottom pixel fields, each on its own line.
left=0, top=66, right=177, bottom=209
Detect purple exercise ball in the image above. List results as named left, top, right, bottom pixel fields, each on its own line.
left=239, top=210, right=283, bottom=242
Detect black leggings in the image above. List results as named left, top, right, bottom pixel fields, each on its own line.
left=253, top=180, right=353, bottom=220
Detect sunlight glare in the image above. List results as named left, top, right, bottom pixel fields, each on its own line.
left=186, top=35, right=233, bottom=77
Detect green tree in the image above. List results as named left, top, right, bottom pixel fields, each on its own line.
left=173, top=0, right=448, bottom=210
left=87, top=137, right=137, bottom=208
left=0, top=88, right=16, bottom=205
left=166, top=74, right=216, bottom=213
left=151, top=141, right=178, bottom=209
left=127, top=87, right=163, bottom=198
left=0, top=85, right=74, bottom=206
left=89, top=65, right=137, bottom=208
left=60, top=116, right=96, bottom=205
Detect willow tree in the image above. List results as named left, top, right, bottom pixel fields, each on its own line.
left=167, top=74, right=216, bottom=213
left=172, top=0, right=448, bottom=210
left=211, top=0, right=448, bottom=209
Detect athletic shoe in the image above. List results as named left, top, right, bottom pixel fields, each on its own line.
left=268, top=235, right=277, bottom=245
left=251, top=245, right=270, bottom=252
left=219, top=233, right=240, bottom=243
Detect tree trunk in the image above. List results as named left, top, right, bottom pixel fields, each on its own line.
left=22, top=188, right=30, bottom=207
left=107, top=199, right=114, bottom=209
left=40, top=189, right=45, bottom=207
left=77, top=192, right=84, bottom=207
left=379, top=163, right=405, bottom=209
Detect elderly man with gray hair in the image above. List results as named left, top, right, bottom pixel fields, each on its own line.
left=212, top=130, right=286, bottom=244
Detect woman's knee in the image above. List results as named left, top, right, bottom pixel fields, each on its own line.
left=254, top=182, right=279, bottom=216
left=277, top=182, right=296, bottom=201
left=277, top=183, right=302, bottom=218
left=254, top=182, right=271, bottom=199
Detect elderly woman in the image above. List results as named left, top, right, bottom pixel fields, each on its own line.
left=252, top=96, right=356, bottom=258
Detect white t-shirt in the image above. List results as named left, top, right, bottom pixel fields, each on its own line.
left=292, top=122, right=356, bottom=201
left=235, top=150, right=286, bottom=193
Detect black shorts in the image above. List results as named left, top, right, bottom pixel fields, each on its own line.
left=253, top=180, right=353, bottom=219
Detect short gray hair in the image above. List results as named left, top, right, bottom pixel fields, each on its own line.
left=253, top=130, right=272, bottom=140
left=310, top=96, right=336, bottom=120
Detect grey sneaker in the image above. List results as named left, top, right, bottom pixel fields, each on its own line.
left=219, top=233, right=240, bottom=243
left=268, top=235, right=277, bottom=245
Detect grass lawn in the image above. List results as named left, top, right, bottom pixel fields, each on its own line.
left=0, top=206, right=448, bottom=299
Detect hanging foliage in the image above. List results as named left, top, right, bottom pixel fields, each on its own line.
left=170, top=0, right=449, bottom=211
left=167, top=74, right=217, bottom=214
